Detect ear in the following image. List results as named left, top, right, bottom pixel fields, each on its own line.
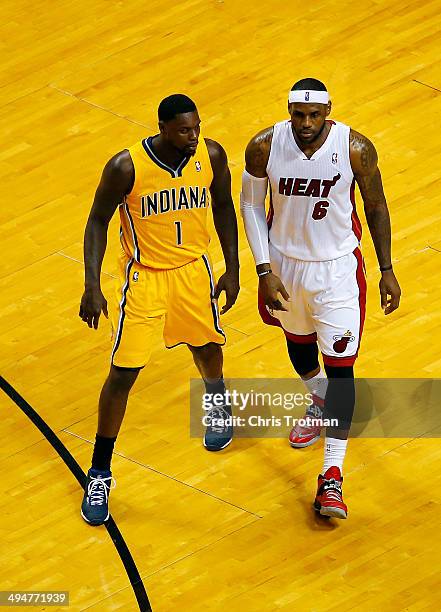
left=288, top=102, right=294, bottom=116
left=158, top=120, right=166, bottom=135
left=326, top=100, right=332, bottom=117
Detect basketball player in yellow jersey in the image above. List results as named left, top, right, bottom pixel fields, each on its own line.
left=79, top=94, right=239, bottom=526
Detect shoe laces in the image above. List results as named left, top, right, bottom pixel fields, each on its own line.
left=87, top=475, right=116, bottom=506
left=206, top=405, right=231, bottom=433
left=306, top=403, right=323, bottom=420
left=322, top=477, right=343, bottom=500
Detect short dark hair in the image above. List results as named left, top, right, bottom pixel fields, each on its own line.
left=291, top=78, right=327, bottom=91
left=158, top=94, right=197, bottom=122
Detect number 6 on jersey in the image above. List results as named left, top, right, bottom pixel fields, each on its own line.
left=174, top=220, right=183, bottom=245
left=312, top=200, right=329, bottom=220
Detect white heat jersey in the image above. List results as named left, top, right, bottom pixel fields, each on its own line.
left=266, top=119, right=362, bottom=261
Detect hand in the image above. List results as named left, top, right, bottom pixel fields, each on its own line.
left=259, top=272, right=290, bottom=311
left=79, top=286, right=108, bottom=329
left=379, top=269, right=401, bottom=315
left=213, top=271, right=240, bottom=314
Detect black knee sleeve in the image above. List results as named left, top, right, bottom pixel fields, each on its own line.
left=286, top=339, right=319, bottom=376
left=323, top=365, right=355, bottom=430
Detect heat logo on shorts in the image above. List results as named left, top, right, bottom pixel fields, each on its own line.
left=332, top=330, right=355, bottom=353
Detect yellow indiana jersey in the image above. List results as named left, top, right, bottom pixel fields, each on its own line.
left=119, top=135, right=214, bottom=269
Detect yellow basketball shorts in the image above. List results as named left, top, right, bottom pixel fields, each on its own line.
left=110, top=252, right=226, bottom=368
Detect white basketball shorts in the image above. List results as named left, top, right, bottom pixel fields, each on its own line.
left=258, top=242, right=367, bottom=367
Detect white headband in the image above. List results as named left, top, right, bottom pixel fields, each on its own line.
left=288, top=90, right=329, bottom=104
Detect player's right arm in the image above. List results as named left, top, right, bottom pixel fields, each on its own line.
left=242, top=127, right=289, bottom=311
left=80, top=150, right=134, bottom=329
left=350, top=130, right=401, bottom=315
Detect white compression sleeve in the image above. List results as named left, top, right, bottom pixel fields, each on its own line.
left=240, top=170, right=270, bottom=265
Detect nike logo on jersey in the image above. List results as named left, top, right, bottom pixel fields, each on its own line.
left=278, top=173, right=341, bottom=198
left=140, top=186, right=208, bottom=218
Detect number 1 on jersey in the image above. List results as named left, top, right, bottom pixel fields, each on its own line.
left=174, top=220, right=183, bottom=245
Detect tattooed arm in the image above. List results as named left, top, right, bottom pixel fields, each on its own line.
left=245, top=126, right=274, bottom=177
left=350, top=130, right=401, bottom=314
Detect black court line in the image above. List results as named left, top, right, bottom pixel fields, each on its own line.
left=0, top=375, right=152, bottom=612
left=413, top=79, right=441, bottom=94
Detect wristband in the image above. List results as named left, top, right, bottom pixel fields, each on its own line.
left=257, top=269, right=272, bottom=277
left=380, top=264, right=393, bottom=272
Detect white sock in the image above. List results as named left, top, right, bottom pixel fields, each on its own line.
left=302, top=369, right=328, bottom=417
left=322, top=437, right=348, bottom=474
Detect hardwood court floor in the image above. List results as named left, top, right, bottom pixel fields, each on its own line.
left=0, top=0, right=440, bottom=609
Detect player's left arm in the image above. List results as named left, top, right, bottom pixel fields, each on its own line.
left=206, top=138, right=240, bottom=314
left=350, top=129, right=401, bottom=315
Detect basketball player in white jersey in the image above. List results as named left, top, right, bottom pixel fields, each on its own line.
left=241, top=78, right=401, bottom=518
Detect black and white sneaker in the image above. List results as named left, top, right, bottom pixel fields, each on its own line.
left=203, top=404, right=233, bottom=451
left=81, top=468, right=115, bottom=526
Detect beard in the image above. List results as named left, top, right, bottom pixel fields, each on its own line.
left=170, top=140, right=197, bottom=157
left=295, top=120, right=327, bottom=144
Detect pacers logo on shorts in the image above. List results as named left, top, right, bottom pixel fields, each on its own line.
left=332, top=330, right=355, bottom=353
left=133, top=271, right=139, bottom=282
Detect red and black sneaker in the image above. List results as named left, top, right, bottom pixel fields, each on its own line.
left=289, top=398, right=324, bottom=448
left=289, top=422, right=321, bottom=448
left=313, top=466, right=347, bottom=519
